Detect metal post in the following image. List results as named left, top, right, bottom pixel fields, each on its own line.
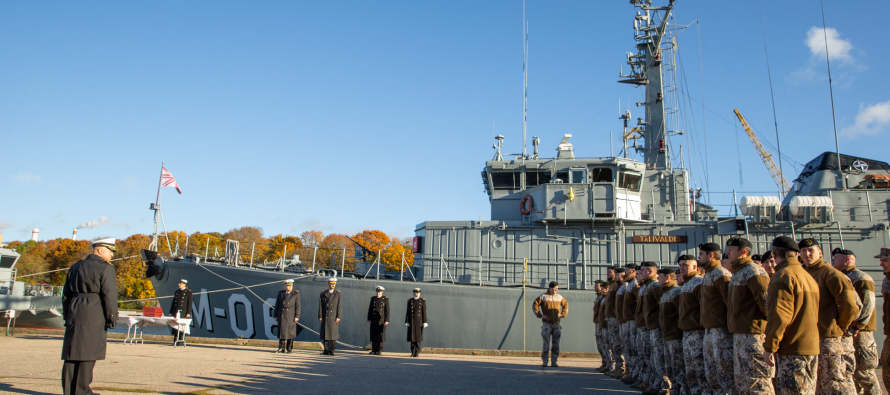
left=282, top=245, right=287, bottom=272
left=400, top=251, right=405, bottom=281
left=204, top=238, right=210, bottom=258
left=312, top=246, right=318, bottom=272
left=522, top=257, right=527, bottom=352
left=376, top=249, right=381, bottom=280
left=439, top=255, right=443, bottom=284
left=866, top=191, right=874, bottom=222
left=249, top=242, right=255, bottom=268
left=341, top=248, right=346, bottom=275
left=479, top=255, right=483, bottom=286
left=184, top=235, right=190, bottom=257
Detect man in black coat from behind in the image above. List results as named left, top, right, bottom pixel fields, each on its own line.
left=168, top=278, right=193, bottom=345
left=319, top=277, right=342, bottom=355
left=405, top=288, right=428, bottom=357
left=61, top=238, right=119, bottom=395
left=273, top=279, right=301, bottom=353
left=367, top=285, right=390, bottom=355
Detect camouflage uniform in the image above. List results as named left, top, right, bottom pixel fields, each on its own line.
left=732, top=333, right=774, bottom=394
left=682, top=330, right=706, bottom=395
left=703, top=327, right=734, bottom=395
left=665, top=339, right=685, bottom=395
left=649, top=329, right=669, bottom=392
left=816, top=336, right=857, bottom=395
left=852, top=331, right=880, bottom=395
left=607, top=318, right=623, bottom=373
left=774, top=354, right=817, bottom=395
left=635, top=326, right=649, bottom=383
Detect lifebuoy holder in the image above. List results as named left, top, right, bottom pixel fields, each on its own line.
left=520, top=195, right=534, bottom=215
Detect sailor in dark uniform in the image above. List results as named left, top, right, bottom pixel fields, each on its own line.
left=168, top=278, right=193, bottom=345
left=367, top=285, right=390, bottom=355
left=61, top=238, right=119, bottom=395
left=319, top=277, right=342, bottom=355
left=405, top=287, right=428, bottom=357
left=273, top=279, right=301, bottom=353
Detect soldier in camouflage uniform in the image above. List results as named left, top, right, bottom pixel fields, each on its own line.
left=594, top=280, right=611, bottom=371
left=658, top=266, right=683, bottom=395
left=876, top=248, right=890, bottom=392
left=799, top=238, right=860, bottom=395
left=725, top=238, right=774, bottom=394
left=640, top=261, right=665, bottom=394
left=619, top=264, right=640, bottom=382
left=764, top=236, right=820, bottom=395
left=832, top=248, right=881, bottom=395
left=632, top=264, right=655, bottom=390
left=678, top=255, right=705, bottom=395
left=605, top=267, right=626, bottom=376
left=699, top=242, right=734, bottom=395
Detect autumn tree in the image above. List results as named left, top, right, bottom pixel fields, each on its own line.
left=115, top=234, right=156, bottom=308
left=223, top=226, right=266, bottom=263
left=261, top=234, right=303, bottom=263
left=13, top=240, right=50, bottom=284
left=43, top=238, right=92, bottom=285
left=352, top=230, right=414, bottom=272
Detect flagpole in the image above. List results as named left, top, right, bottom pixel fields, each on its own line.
left=150, top=161, right=164, bottom=252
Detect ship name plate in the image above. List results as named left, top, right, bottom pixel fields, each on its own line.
left=632, top=235, right=688, bottom=244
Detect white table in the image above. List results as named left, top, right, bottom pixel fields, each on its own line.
left=124, top=315, right=192, bottom=346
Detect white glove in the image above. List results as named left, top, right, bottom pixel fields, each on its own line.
left=405, top=323, right=409, bottom=327
left=423, top=323, right=428, bottom=328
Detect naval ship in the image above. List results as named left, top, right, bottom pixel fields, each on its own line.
left=0, top=247, right=65, bottom=331
left=146, top=0, right=890, bottom=352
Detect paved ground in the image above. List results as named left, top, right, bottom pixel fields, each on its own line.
left=0, top=335, right=635, bottom=394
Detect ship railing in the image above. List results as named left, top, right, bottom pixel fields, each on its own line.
left=24, top=284, right=63, bottom=297
left=421, top=254, right=615, bottom=290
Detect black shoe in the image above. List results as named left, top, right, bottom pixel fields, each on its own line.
left=541, top=361, right=548, bottom=368
left=551, top=362, right=559, bottom=368
left=286, top=349, right=292, bottom=354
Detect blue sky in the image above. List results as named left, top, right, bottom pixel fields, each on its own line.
left=2, top=1, right=889, bottom=242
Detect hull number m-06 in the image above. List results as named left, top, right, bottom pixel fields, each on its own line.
left=632, top=235, right=688, bottom=244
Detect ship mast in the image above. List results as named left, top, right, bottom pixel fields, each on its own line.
left=619, top=0, right=674, bottom=170
left=148, top=162, right=164, bottom=252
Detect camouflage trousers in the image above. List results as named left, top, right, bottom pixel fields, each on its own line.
left=636, top=327, right=650, bottom=382
left=649, top=329, right=670, bottom=391
left=665, top=339, right=685, bottom=395
left=774, top=354, right=817, bottom=395
left=682, top=330, right=706, bottom=395
left=703, top=327, right=734, bottom=395
left=816, top=336, right=856, bottom=395
left=606, top=317, right=625, bottom=373
left=732, top=333, right=775, bottom=395
left=881, top=335, right=890, bottom=394
left=622, top=322, right=637, bottom=378
left=540, top=322, right=561, bottom=364
left=852, top=331, right=880, bottom=395
left=595, top=326, right=608, bottom=367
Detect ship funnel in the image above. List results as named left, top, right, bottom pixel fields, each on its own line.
left=556, top=133, right=575, bottom=159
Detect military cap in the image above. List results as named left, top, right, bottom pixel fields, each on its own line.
left=327, top=277, right=338, bottom=283
left=677, top=254, right=696, bottom=262
left=726, top=237, right=753, bottom=250
left=657, top=267, right=676, bottom=275
left=413, top=287, right=421, bottom=292
left=548, top=281, right=559, bottom=288
left=875, top=248, right=890, bottom=259
left=771, top=236, right=799, bottom=252
left=180, top=279, right=189, bottom=284
left=640, top=261, right=658, bottom=268
left=376, top=285, right=385, bottom=291
left=614, top=268, right=626, bottom=273
left=751, top=254, right=762, bottom=261
left=92, top=238, right=117, bottom=252
left=761, top=251, right=773, bottom=260
left=833, top=248, right=855, bottom=257
left=698, top=242, right=721, bottom=252
left=798, top=238, right=820, bottom=249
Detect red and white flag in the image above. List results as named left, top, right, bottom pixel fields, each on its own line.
left=161, top=167, right=182, bottom=194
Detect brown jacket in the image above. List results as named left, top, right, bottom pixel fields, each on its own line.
left=842, top=267, right=876, bottom=331
left=764, top=257, right=820, bottom=355
left=622, top=279, right=640, bottom=324
left=605, top=280, right=621, bottom=319
left=803, top=258, right=860, bottom=338
left=659, top=283, right=682, bottom=340
left=643, top=279, right=664, bottom=329
left=533, top=292, right=568, bottom=323
left=700, top=259, right=732, bottom=329
left=727, top=257, right=770, bottom=334
left=635, top=278, right=653, bottom=326
left=678, top=274, right=704, bottom=331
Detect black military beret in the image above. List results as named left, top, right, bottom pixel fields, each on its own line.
left=751, top=254, right=762, bottom=261
left=761, top=250, right=773, bottom=260
left=699, top=242, right=721, bottom=252
left=640, top=261, right=658, bottom=268
left=548, top=281, right=559, bottom=288
left=657, top=267, right=676, bottom=275
left=771, top=236, right=800, bottom=252
left=614, top=268, right=626, bottom=273
left=798, top=238, right=819, bottom=249
left=831, top=248, right=855, bottom=257
left=624, top=263, right=638, bottom=269
left=677, top=254, right=696, bottom=262
left=726, top=237, right=753, bottom=250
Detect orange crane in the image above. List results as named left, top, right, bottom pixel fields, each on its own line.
left=733, top=108, right=791, bottom=196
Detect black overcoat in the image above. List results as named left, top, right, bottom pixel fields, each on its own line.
left=168, top=288, right=193, bottom=317
left=273, top=289, right=301, bottom=339
left=61, top=254, right=118, bottom=361
left=367, top=295, right=389, bottom=342
left=405, top=297, right=427, bottom=342
left=318, top=289, right=342, bottom=341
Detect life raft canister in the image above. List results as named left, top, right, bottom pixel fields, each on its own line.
left=520, top=195, right=534, bottom=215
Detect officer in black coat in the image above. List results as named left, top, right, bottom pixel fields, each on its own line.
left=318, top=277, right=342, bottom=355
left=61, top=238, right=119, bottom=395
left=273, top=279, right=301, bottom=353
left=168, top=278, right=193, bottom=345
left=405, top=288, right=428, bottom=357
left=366, top=285, right=390, bottom=355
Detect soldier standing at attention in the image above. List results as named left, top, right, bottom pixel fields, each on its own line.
left=677, top=255, right=706, bottom=395
left=533, top=281, right=568, bottom=367
left=763, top=236, right=820, bottom=395
left=798, top=238, right=860, bottom=394
left=405, top=288, right=428, bottom=357
left=318, top=277, right=342, bottom=355
left=640, top=261, right=665, bottom=394
left=698, top=242, right=733, bottom=395
left=725, top=237, right=774, bottom=394
left=61, top=238, right=119, bottom=395
left=657, top=267, right=683, bottom=395
left=831, top=248, right=880, bottom=394
left=367, top=285, right=390, bottom=355
left=875, top=247, right=890, bottom=391
left=618, top=264, right=639, bottom=381
left=630, top=263, right=655, bottom=391
left=168, top=278, right=193, bottom=346
left=593, top=280, right=609, bottom=371
left=605, top=267, right=626, bottom=376
left=273, top=279, right=301, bottom=353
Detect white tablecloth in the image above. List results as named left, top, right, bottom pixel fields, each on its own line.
left=127, top=315, right=192, bottom=335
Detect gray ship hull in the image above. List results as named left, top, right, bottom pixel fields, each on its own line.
left=151, top=261, right=598, bottom=353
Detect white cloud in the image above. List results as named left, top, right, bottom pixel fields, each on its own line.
left=0, top=222, right=10, bottom=230
left=806, top=27, right=853, bottom=63
left=843, top=100, right=890, bottom=137
left=77, top=216, right=111, bottom=230
left=10, top=171, right=41, bottom=184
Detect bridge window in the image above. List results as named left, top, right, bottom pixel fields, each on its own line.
left=526, top=171, right=551, bottom=187
left=590, top=168, right=613, bottom=182
left=570, top=168, right=587, bottom=184
left=618, top=171, right=641, bottom=192
left=555, top=171, right=569, bottom=183
left=491, top=172, right=518, bottom=189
